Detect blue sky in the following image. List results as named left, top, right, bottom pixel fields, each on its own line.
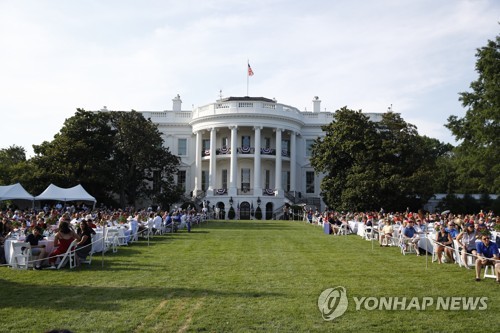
left=1, top=0, right=499, bottom=156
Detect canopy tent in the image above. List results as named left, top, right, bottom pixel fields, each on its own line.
left=0, top=183, right=35, bottom=201
left=35, top=184, right=96, bottom=207
left=0, top=183, right=35, bottom=209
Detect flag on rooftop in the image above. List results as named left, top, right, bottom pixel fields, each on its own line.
left=248, top=63, right=254, bottom=76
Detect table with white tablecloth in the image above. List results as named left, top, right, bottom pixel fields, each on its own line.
left=418, top=232, right=435, bottom=254
left=92, top=226, right=131, bottom=253
left=4, top=237, right=55, bottom=266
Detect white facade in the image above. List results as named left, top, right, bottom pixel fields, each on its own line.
left=109, top=95, right=384, bottom=218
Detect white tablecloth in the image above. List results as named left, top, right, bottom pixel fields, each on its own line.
left=4, top=237, right=55, bottom=265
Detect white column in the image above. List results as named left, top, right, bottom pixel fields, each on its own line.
left=275, top=128, right=283, bottom=196
left=229, top=126, right=238, bottom=196
left=290, top=131, right=297, bottom=195
left=208, top=128, right=217, bottom=195
left=194, top=131, right=202, bottom=195
left=253, top=126, right=262, bottom=195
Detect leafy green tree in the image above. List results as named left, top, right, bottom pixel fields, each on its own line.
left=108, top=111, right=180, bottom=207
left=0, top=145, right=27, bottom=185
left=311, top=108, right=450, bottom=211
left=29, top=109, right=180, bottom=208
left=446, top=33, right=500, bottom=193
left=31, top=109, right=116, bottom=201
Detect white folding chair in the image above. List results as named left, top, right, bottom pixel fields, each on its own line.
left=400, top=235, right=416, bottom=255
left=105, top=229, right=119, bottom=253
left=364, top=226, right=375, bottom=241
left=11, top=242, right=31, bottom=270
left=56, top=239, right=78, bottom=269
left=484, top=265, right=496, bottom=279
left=336, top=224, right=350, bottom=236
left=452, top=240, right=464, bottom=267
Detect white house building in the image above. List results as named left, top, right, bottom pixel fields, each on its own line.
left=101, top=95, right=384, bottom=219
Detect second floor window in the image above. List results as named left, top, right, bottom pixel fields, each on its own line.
left=178, top=138, right=187, bottom=156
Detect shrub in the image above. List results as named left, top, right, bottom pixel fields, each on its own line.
left=228, top=206, right=235, bottom=220
left=254, top=207, right=262, bottom=220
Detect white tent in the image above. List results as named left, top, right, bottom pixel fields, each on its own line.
left=0, top=183, right=34, bottom=201
left=35, top=184, right=96, bottom=206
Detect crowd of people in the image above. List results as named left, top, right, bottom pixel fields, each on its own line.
left=313, top=209, right=500, bottom=282
left=0, top=204, right=207, bottom=269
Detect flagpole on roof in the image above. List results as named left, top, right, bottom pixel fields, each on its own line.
left=247, top=60, right=254, bottom=96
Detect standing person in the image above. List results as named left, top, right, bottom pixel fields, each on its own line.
left=25, top=226, right=47, bottom=269
left=47, top=221, right=80, bottom=269
left=475, top=234, right=500, bottom=282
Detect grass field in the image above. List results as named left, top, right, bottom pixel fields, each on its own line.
left=0, top=220, right=498, bottom=332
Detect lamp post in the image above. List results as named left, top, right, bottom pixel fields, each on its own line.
left=229, top=197, right=233, bottom=206
left=257, top=196, right=261, bottom=207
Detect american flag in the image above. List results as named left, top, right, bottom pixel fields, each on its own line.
left=248, top=63, right=254, bottom=76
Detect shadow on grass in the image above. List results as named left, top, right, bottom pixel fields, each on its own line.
left=0, top=279, right=285, bottom=312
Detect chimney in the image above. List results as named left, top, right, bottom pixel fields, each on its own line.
left=172, top=94, right=182, bottom=111
left=312, top=96, right=321, bottom=113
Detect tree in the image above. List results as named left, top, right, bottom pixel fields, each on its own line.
left=0, top=145, right=27, bottom=185
left=108, top=111, right=180, bottom=207
left=446, top=32, right=500, bottom=193
left=31, top=109, right=116, bottom=201
left=29, top=109, right=181, bottom=208
left=311, top=107, right=450, bottom=211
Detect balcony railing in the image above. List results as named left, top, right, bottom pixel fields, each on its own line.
left=263, top=188, right=275, bottom=196
left=261, top=148, right=276, bottom=155
left=215, top=188, right=227, bottom=195
left=237, top=146, right=254, bottom=154
left=202, top=147, right=290, bottom=157
left=216, top=147, right=231, bottom=155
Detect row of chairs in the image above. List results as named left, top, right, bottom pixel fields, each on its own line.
left=11, top=239, right=79, bottom=270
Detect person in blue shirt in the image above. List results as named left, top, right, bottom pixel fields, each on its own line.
left=403, top=220, right=420, bottom=255
left=475, top=234, right=499, bottom=282
left=445, top=222, right=459, bottom=239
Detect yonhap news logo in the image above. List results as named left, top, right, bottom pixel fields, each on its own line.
left=318, top=286, right=488, bottom=321
left=317, top=287, right=349, bottom=321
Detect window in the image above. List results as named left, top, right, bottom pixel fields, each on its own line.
left=265, top=170, right=270, bottom=189
left=241, top=168, right=250, bottom=192
left=242, top=135, right=251, bottom=147
left=201, top=170, right=208, bottom=191
left=264, top=137, right=271, bottom=149
left=282, top=171, right=290, bottom=192
left=222, top=137, right=229, bottom=149
left=177, top=170, right=186, bottom=192
left=178, top=138, right=187, bottom=156
left=222, top=169, right=228, bottom=189
left=306, top=171, right=315, bottom=193
left=306, top=139, right=315, bottom=157
left=282, top=139, right=290, bottom=151
left=202, top=139, right=210, bottom=150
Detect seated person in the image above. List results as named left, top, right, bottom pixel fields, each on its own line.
left=47, top=221, right=81, bottom=269
left=76, top=220, right=96, bottom=263
left=475, top=234, right=500, bottom=282
left=379, top=219, right=393, bottom=246
left=445, top=222, right=459, bottom=239
left=25, top=226, right=47, bottom=269
left=456, top=223, right=478, bottom=268
left=435, top=224, right=454, bottom=264
left=403, top=220, right=420, bottom=255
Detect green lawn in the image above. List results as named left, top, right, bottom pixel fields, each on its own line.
left=0, top=220, right=498, bottom=332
